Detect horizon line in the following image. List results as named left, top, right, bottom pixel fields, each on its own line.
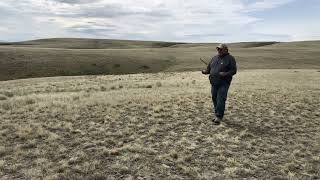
left=2, top=37, right=320, bottom=44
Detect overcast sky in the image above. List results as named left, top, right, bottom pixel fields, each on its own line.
left=0, top=0, right=319, bottom=42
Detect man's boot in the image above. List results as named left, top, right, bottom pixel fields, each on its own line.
left=214, top=117, right=222, bottom=125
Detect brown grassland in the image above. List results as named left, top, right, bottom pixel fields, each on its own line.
left=0, top=69, right=319, bottom=179
left=1, top=38, right=320, bottom=81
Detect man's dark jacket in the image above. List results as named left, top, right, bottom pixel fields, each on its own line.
left=203, top=53, right=237, bottom=84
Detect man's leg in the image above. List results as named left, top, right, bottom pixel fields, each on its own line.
left=211, top=84, right=218, bottom=116
left=215, top=82, right=230, bottom=119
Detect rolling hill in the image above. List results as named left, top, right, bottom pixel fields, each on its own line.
left=0, top=38, right=319, bottom=81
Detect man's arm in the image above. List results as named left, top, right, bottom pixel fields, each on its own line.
left=222, top=56, right=237, bottom=77
left=202, top=58, right=213, bottom=74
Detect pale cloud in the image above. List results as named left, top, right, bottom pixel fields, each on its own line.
left=49, top=0, right=102, bottom=4
left=0, top=0, right=318, bottom=42
left=244, top=0, right=296, bottom=12
left=0, top=27, right=9, bottom=33
left=250, top=18, right=320, bottom=41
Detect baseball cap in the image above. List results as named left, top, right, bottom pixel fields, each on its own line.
left=216, top=43, right=228, bottom=49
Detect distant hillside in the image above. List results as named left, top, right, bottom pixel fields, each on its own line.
left=0, top=38, right=319, bottom=81
left=1, top=38, right=280, bottom=49
left=1, top=38, right=187, bottom=49
left=261, top=41, right=320, bottom=49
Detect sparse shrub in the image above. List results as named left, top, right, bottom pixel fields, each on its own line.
left=146, top=85, right=152, bottom=88
left=1, top=102, right=12, bottom=111
left=100, top=86, right=107, bottom=91
left=156, top=82, right=162, bottom=87
left=102, top=149, right=110, bottom=157
left=57, top=167, right=65, bottom=173
left=73, top=96, right=80, bottom=101
left=25, top=98, right=36, bottom=105
left=0, top=95, right=7, bottom=101
left=0, top=146, right=6, bottom=157
left=119, top=85, right=123, bottom=89
left=3, top=91, right=14, bottom=98
left=153, top=106, right=164, bottom=113
left=192, top=80, right=196, bottom=84
left=111, top=163, right=131, bottom=174
left=103, top=148, right=120, bottom=157
left=170, top=151, right=178, bottom=159
left=109, top=149, right=120, bottom=156
left=84, top=93, right=91, bottom=98
left=59, top=70, right=72, bottom=76
left=113, top=64, right=121, bottom=68
left=110, top=86, right=116, bottom=90
left=0, top=160, right=5, bottom=169
left=89, top=174, right=107, bottom=180
left=183, top=155, right=193, bottom=162
left=140, top=65, right=150, bottom=70
left=86, top=87, right=96, bottom=92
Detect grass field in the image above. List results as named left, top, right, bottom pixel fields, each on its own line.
left=1, top=38, right=320, bottom=81
left=0, top=69, right=319, bottom=179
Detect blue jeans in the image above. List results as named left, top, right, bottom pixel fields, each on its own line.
left=211, top=81, right=230, bottom=119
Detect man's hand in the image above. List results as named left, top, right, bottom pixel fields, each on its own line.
left=202, top=70, right=209, bottom=74
left=219, top=72, right=228, bottom=76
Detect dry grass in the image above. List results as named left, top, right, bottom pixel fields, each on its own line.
left=0, top=69, right=319, bottom=179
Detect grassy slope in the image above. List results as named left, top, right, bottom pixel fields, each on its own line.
left=0, top=38, right=187, bottom=49
left=0, top=69, right=319, bottom=179
left=0, top=38, right=320, bottom=81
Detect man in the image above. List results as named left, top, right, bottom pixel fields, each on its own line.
left=202, top=43, right=237, bottom=125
